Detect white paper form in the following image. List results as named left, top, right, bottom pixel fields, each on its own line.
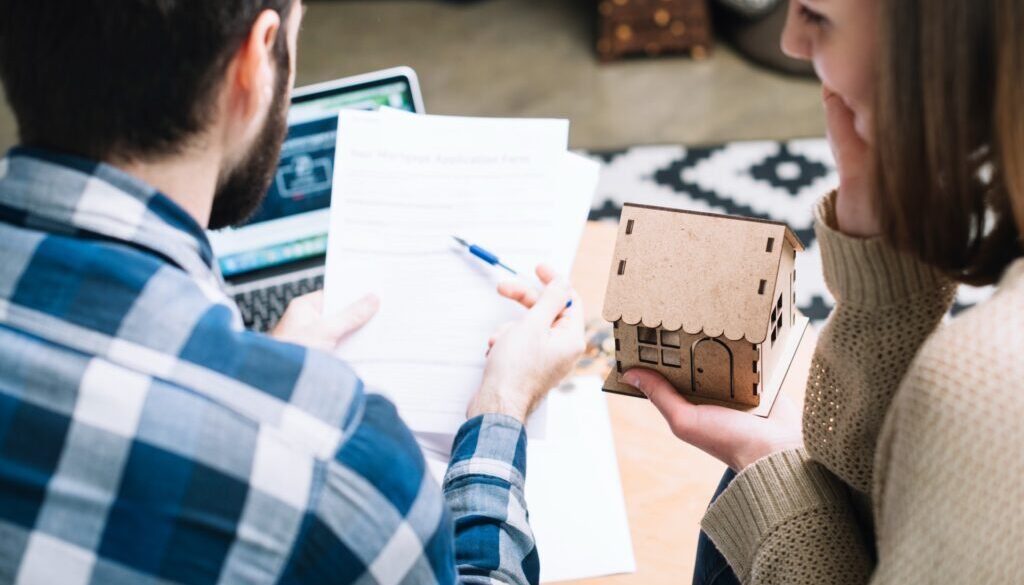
left=526, top=377, right=636, bottom=583
left=324, top=110, right=598, bottom=440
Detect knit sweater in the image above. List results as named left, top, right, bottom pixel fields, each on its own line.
left=701, top=191, right=1024, bottom=583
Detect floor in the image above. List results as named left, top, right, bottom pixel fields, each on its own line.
left=0, top=0, right=825, bottom=153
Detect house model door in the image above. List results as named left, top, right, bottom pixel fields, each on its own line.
left=690, top=338, right=734, bottom=400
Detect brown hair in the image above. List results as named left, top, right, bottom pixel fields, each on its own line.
left=873, top=0, right=1024, bottom=286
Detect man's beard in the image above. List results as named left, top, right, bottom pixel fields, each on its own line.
left=208, top=58, right=290, bottom=230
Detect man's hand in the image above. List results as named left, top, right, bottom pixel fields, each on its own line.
left=467, top=265, right=586, bottom=423
left=270, top=291, right=379, bottom=352
left=621, top=368, right=804, bottom=471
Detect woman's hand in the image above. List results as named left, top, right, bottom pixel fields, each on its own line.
left=467, top=265, right=585, bottom=423
left=621, top=368, right=804, bottom=471
left=271, top=291, right=379, bottom=352
left=823, top=85, right=882, bottom=238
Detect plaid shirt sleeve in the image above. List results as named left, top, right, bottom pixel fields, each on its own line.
left=444, top=415, right=538, bottom=585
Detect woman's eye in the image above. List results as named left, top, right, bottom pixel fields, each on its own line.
left=799, top=5, right=828, bottom=27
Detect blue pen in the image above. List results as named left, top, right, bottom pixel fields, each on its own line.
left=452, top=236, right=519, bottom=275
left=451, top=235, right=573, bottom=309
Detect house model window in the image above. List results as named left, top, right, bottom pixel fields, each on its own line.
left=636, top=326, right=683, bottom=368
left=601, top=203, right=806, bottom=415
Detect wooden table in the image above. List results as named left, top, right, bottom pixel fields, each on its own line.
left=559, top=222, right=817, bottom=585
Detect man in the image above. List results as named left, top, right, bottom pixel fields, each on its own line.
left=0, top=1, right=584, bottom=583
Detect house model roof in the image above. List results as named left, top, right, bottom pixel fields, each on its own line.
left=602, top=204, right=805, bottom=343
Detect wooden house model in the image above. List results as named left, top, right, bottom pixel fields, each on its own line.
left=602, top=203, right=807, bottom=416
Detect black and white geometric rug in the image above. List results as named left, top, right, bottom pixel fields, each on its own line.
left=583, top=139, right=991, bottom=325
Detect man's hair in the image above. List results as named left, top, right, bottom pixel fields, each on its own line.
left=0, top=0, right=295, bottom=162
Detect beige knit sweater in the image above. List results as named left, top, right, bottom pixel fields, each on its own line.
left=701, top=192, right=1024, bottom=584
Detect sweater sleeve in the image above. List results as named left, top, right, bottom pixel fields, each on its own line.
left=701, top=449, right=874, bottom=584
left=803, top=192, right=956, bottom=494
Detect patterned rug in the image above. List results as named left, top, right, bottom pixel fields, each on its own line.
left=582, top=139, right=991, bottom=325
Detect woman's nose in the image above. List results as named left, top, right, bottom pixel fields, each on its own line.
left=780, top=1, right=813, bottom=61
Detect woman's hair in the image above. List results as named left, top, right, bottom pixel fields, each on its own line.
left=873, top=0, right=1024, bottom=285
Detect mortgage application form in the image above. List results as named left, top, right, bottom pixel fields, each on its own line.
left=323, top=110, right=598, bottom=441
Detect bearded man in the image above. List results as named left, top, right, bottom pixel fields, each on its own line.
left=0, top=2, right=584, bottom=583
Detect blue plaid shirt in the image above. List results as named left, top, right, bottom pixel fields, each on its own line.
left=0, top=148, right=539, bottom=584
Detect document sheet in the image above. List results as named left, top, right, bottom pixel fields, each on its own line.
left=324, top=110, right=599, bottom=440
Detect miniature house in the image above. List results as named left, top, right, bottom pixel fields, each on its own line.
left=602, top=203, right=806, bottom=415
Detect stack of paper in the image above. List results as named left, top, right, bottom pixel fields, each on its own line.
left=324, top=109, right=599, bottom=444
left=525, top=377, right=636, bottom=582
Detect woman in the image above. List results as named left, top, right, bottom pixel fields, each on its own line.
left=621, top=0, right=1024, bottom=582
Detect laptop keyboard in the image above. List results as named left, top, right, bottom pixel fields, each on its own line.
left=234, top=274, right=325, bottom=333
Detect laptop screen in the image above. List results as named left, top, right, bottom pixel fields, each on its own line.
left=210, top=74, right=419, bottom=279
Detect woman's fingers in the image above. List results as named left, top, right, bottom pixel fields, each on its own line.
left=822, top=85, right=882, bottom=238
left=822, top=85, right=868, bottom=174
left=622, top=368, right=701, bottom=441
left=621, top=367, right=785, bottom=470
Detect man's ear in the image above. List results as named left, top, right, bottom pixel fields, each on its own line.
left=229, top=10, right=283, bottom=125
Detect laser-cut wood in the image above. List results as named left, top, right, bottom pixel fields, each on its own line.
left=602, top=203, right=805, bottom=416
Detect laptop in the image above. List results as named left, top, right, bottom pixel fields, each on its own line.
left=208, top=66, right=426, bottom=332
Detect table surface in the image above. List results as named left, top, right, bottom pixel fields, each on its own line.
left=558, top=221, right=817, bottom=585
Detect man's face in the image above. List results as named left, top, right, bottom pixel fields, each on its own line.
left=208, top=2, right=301, bottom=230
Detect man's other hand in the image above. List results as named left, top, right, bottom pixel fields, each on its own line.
left=468, top=265, right=586, bottom=423
left=270, top=291, right=379, bottom=352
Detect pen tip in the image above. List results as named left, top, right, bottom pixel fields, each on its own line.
left=451, top=235, right=468, bottom=247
